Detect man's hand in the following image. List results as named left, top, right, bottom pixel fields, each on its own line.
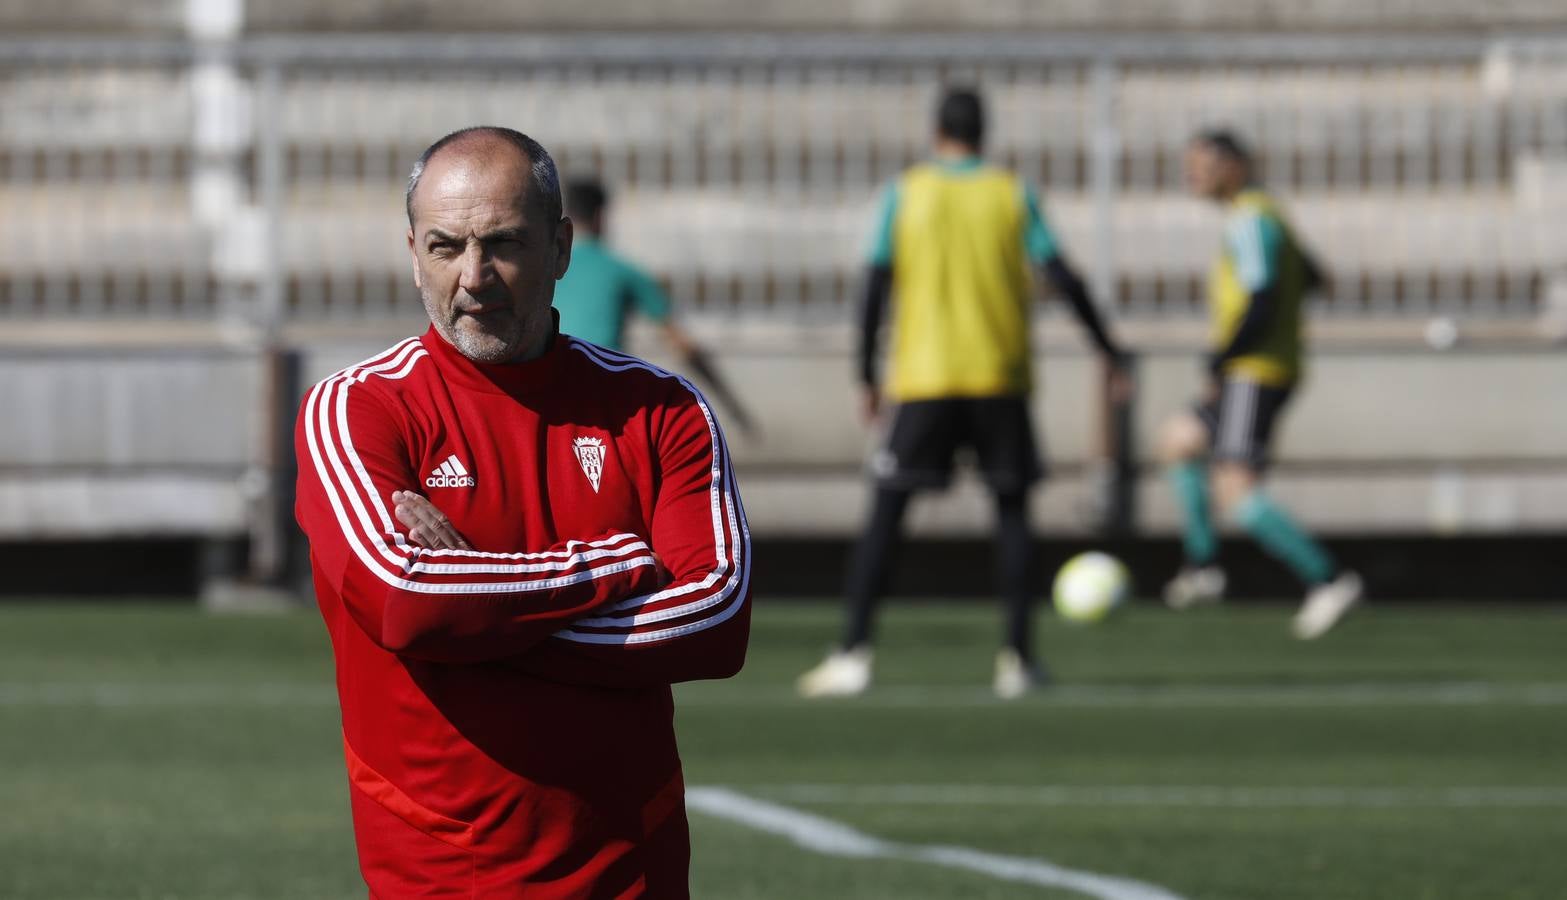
left=1104, top=354, right=1135, bottom=406
left=1200, top=375, right=1222, bottom=407
left=392, top=490, right=472, bottom=551
left=859, top=384, right=882, bottom=426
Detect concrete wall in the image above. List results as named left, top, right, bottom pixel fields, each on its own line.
left=0, top=350, right=264, bottom=538
left=627, top=331, right=1567, bottom=537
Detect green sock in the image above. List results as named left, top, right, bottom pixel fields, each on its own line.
left=1169, top=461, right=1218, bottom=566
left=1232, top=491, right=1336, bottom=586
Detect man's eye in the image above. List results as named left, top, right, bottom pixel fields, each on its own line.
left=428, top=244, right=458, bottom=257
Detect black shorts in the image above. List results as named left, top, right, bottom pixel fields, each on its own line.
left=872, top=395, right=1043, bottom=493
left=1195, top=378, right=1294, bottom=468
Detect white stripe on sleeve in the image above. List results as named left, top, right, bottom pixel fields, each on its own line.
left=302, top=340, right=657, bottom=593
left=552, top=339, right=750, bottom=645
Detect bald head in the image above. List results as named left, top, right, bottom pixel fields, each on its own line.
left=404, top=126, right=573, bottom=365
left=405, top=126, right=561, bottom=229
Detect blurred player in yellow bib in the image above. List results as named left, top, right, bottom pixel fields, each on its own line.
left=1159, top=130, right=1362, bottom=639
left=798, top=87, right=1129, bottom=699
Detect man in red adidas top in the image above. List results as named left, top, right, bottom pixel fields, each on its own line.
left=294, top=126, right=751, bottom=898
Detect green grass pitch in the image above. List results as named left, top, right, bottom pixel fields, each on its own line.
left=1, top=599, right=1563, bottom=899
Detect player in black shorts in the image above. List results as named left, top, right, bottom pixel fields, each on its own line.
left=797, top=88, right=1129, bottom=698
left=1159, top=130, right=1362, bottom=639
left=1194, top=380, right=1293, bottom=473
left=870, top=396, right=1043, bottom=495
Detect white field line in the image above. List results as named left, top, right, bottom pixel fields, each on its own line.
left=3, top=680, right=1567, bottom=708
left=676, top=681, right=1567, bottom=709
left=749, top=783, right=1567, bottom=809
left=686, top=786, right=1188, bottom=900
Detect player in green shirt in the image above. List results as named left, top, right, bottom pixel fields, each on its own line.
left=556, top=179, right=754, bottom=433
left=1159, top=129, right=1362, bottom=639
left=555, top=179, right=686, bottom=353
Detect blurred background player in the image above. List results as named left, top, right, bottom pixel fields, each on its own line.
left=797, top=86, right=1130, bottom=699
left=556, top=178, right=680, bottom=353
left=1159, top=128, right=1362, bottom=639
left=556, top=178, right=757, bottom=434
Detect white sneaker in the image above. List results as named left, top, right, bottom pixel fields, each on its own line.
left=1164, top=566, right=1227, bottom=610
left=797, top=646, right=873, bottom=698
left=993, top=648, right=1044, bottom=700
left=1293, top=571, right=1364, bottom=640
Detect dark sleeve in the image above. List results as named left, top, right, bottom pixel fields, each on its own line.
left=1043, top=256, right=1122, bottom=361
left=1208, top=287, right=1278, bottom=373
left=1301, top=248, right=1328, bottom=294
left=857, top=264, right=894, bottom=388
left=625, top=263, right=673, bottom=323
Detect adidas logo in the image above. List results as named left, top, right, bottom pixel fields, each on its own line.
left=425, top=454, right=476, bottom=488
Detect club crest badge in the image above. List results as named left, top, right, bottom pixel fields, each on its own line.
left=573, top=436, right=607, bottom=493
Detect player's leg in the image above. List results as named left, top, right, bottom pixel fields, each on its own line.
left=1158, top=401, right=1226, bottom=608
left=1210, top=461, right=1334, bottom=588
left=969, top=395, right=1047, bottom=697
left=840, top=485, right=914, bottom=651
left=1208, top=380, right=1362, bottom=638
left=798, top=399, right=958, bottom=697
left=798, top=484, right=913, bottom=698
left=992, top=488, right=1043, bottom=698
left=798, top=486, right=913, bottom=698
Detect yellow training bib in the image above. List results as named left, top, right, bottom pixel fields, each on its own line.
left=887, top=163, right=1034, bottom=401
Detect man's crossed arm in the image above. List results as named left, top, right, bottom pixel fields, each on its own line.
left=295, top=367, right=750, bottom=686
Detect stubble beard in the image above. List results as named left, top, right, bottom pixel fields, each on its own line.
left=421, top=289, right=534, bottom=364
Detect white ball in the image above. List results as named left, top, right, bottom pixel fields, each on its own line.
left=1424, top=316, right=1459, bottom=351
left=1052, top=552, right=1131, bottom=624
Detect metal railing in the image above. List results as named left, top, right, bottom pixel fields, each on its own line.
left=2, top=32, right=1564, bottom=326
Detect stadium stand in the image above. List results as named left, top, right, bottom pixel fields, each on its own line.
left=3, top=36, right=1565, bottom=319
left=8, top=0, right=1567, bottom=34
left=1, top=7, right=1565, bottom=584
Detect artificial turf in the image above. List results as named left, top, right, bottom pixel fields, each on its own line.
left=1, top=599, right=1562, bottom=899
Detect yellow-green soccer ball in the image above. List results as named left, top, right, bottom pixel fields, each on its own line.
left=1052, top=552, right=1131, bottom=624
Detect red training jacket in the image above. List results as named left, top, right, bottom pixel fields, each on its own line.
left=294, top=325, right=752, bottom=899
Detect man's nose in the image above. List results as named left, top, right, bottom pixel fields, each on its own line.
left=457, top=243, right=493, bottom=293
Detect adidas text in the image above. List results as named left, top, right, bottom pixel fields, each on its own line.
left=426, top=454, right=475, bottom=488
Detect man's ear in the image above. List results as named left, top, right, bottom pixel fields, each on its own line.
left=553, top=217, right=575, bottom=281
left=407, top=227, right=423, bottom=290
